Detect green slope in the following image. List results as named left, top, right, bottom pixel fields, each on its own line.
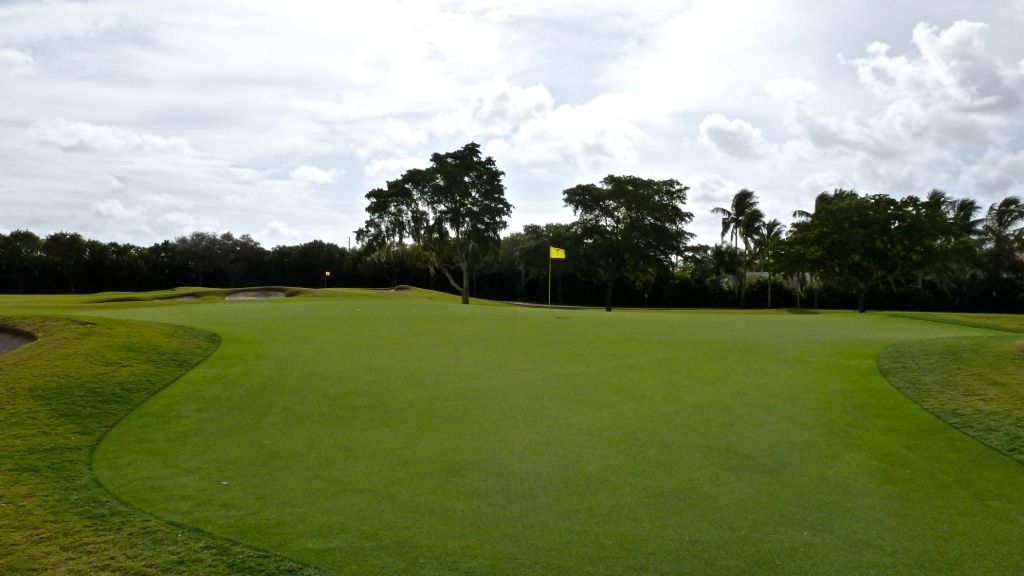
left=84, top=292, right=1024, bottom=575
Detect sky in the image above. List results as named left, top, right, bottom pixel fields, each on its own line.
left=2, top=0, right=1024, bottom=248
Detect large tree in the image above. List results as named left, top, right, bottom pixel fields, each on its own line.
left=563, top=175, right=694, bottom=311
left=43, top=231, right=87, bottom=293
left=359, top=142, right=512, bottom=304
left=355, top=179, right=415, bottom=286
left=0, top=230, right=43, bottom=292
left=173, top=231, right=221, bottom=287
left=783, top=190, right=912, bottom=313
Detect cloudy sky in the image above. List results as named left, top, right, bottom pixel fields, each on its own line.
left=2, top=0, right=1024, bottom=247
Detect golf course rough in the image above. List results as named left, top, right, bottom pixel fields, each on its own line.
left=0, top=314, right=318, bottom=575
left=74, top=291, right=1024, bottom=575
left=880, top=334, right=1024, bottom=463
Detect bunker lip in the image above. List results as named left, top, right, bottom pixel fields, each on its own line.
left=225, top=290, right=287, bottom=301
left=0, top=327, right=35, bottom=356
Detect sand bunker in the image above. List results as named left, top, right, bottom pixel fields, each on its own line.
left=225, top=290, right=287, bottom=301
left=0, top=331, right=32, bottom=356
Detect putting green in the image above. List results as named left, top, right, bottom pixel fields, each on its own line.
left=88, top=291, right=1024, bottom=575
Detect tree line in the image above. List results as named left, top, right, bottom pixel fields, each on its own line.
left=3, top=142, right=1023, bottom=312
left=356, top=142, right=1024, bottom=313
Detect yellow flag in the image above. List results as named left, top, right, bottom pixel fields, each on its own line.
left=549, top=246, right=566, bottom=259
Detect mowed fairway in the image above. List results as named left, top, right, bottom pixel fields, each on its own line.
left=89, top=291, right=1024, bottom=575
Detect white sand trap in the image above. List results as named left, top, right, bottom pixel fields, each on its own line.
left=225, top=290, right=287, bottom=301
left=0, top=331, right=32, bottom=356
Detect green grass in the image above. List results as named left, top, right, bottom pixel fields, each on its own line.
left=880, top=335, right=1024, bottom=462
left=886, top=310, right=1024, bottom=333
left=81, top=293, right=1024, bottom=575
left=0, top=314, right=318, bottom=575
left=5, top=291, right=1024, bottom=574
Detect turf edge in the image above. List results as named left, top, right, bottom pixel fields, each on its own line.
left=0, top=314, right=320, bottom=575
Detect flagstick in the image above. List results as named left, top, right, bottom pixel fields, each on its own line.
left=548, top=253, right=552, bottom=308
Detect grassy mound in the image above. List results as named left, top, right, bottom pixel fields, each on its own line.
left=0, top=315, right=317, bottom=575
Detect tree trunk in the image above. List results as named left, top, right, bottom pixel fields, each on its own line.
left=739, top=255, right=747, bottom=308
left=767, top=272, right=772, bottom=309
left=439, top=264, right=465, bottom=302
left=857, top=285, right=867, bottom=313
left=605, top=278, right=614, bottom=312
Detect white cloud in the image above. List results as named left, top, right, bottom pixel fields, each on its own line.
left=1, top=3, right=1024, bottom=248
left=92, top=198, right=146, bottom=220
left=0, top=48, right=33, bottom=72
left=141, top=193, right=193, bottom=212
left=289, top=165, right=343, bottom=185
left=699, top=114, right=768, bottom=159
left=156, top=210, right=216, bottom=235
left=481, top=92, right=641, bottom=171
left=754, top=20, right=1024, bottom=201
left=0, top=2, right=131, bottom=44
left=29, top=119, right=193, bottom=155
left=689, top=172, right=740, bottom=205
left=363, top=156, right=430, bottom=182
left=765, top=77, right=818, bottom=101
left=262, top=220, right=304, bottom=245
left=799, top=171, right=855, bottom=195
left=437, top=80, right=555, bottom=137
left=851, top=23, right=1022, bottom=116
left=354, top=117, right=427, bottom=160
left=960, top=148, right=1024, bottom=197
left=90, top=174, right=125, bottom=191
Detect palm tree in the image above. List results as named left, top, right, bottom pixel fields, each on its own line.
left=982, top=196, right=1024, bottom=248
left=712, top=189, right=762, bottom=307
left=754, top=218, right=786, bottom=308
left=950, top=198, right=984, bottom=238
left=920, top=190, right=983, bottom=299
left=979, top=196, right=1024, bottom=305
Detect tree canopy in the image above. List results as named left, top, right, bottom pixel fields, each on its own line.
left=358, top=142, right=512, bottom=304
left=4, top=138, right=1024, bottom=314
left=563, top=175, right=694, bottom=311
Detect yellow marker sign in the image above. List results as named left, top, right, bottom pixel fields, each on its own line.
left=325, top=271, right=331, bottom=277
left=549, top=246, right=566, bottom=259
